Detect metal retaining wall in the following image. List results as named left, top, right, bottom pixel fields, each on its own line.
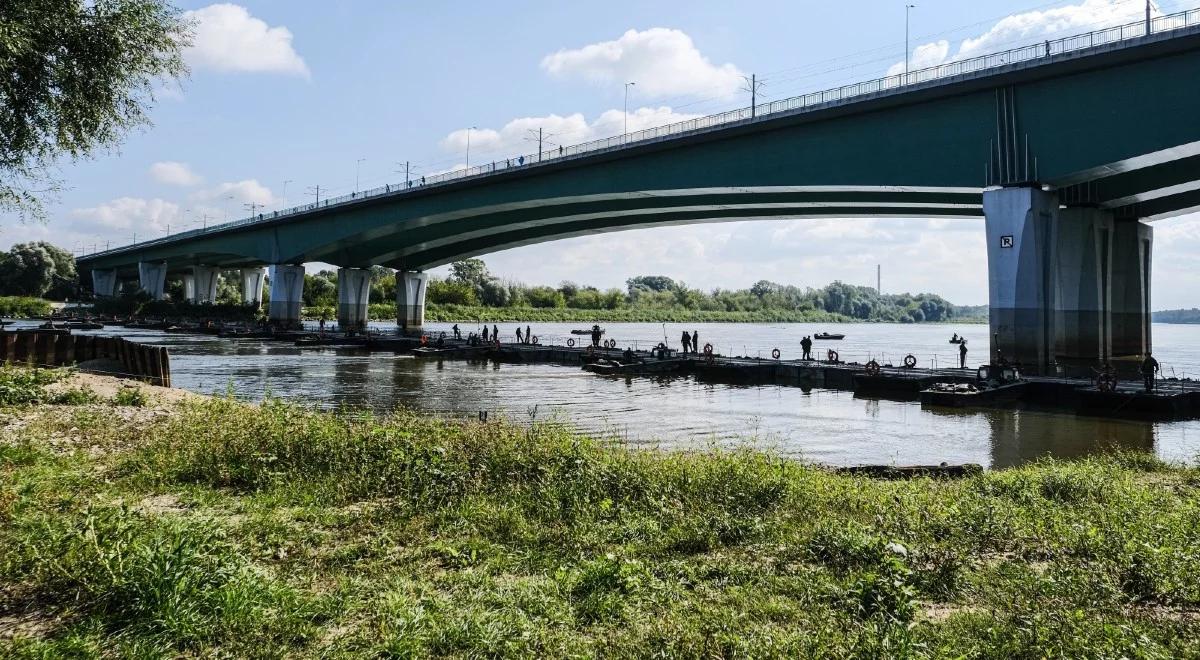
left=0, top=330, right=171, bottom=387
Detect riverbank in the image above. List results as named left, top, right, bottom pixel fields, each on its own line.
left=2, top=368, right=1198, bottom=656
left=299, top=303, right=988, bottom=324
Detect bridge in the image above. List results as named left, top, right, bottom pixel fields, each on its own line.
left=77, top=10, right=1200, bottom=374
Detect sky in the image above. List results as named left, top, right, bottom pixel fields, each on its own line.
left=3, top=0, right=1199, bottom=307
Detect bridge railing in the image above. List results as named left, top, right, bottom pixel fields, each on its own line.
left=84, top=7, right=1200, bottom=260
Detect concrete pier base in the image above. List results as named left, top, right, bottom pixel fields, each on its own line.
left=91, top=269, right=119, bottom=298
left=396, top=270, right=427, bottom=334
left=985, top=187, right=1154, bottom=373
left=1054, top=207, right=1114, bottom=363
left=337, top=267, right=371, bottom=331
left=191, top=266, right=220, bottom=304
left=240, top=267, right=267, bottom=307
left=1111, top=220, right=1153, bottom=358
left=268, top=264, right=305, bottom=327
left=984, top=186, right=1059, bottom=371
left=137, top=262, right=169, bottom=300
left=182, top=274, right=195, bottom=302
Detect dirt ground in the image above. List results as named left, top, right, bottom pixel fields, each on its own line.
left=44, top=369, right=200, bottom=404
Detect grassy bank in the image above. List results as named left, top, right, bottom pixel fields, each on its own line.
left=2, top=368, right=1198, bottom=656
left=0, top=296, right=52, bottom=318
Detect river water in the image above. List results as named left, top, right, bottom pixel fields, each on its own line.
left=25, top=320, right=1197, bottom=469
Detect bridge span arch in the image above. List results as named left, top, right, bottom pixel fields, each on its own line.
left=78, top=14, right=1200, bottom=372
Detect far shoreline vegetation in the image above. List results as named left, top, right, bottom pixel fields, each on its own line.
left=2, top=246, right=989, bottom=324
left=4, top=246, right=1199, bottom=325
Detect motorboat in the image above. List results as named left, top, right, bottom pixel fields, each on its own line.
left=813, top=332, right=845, bottom=340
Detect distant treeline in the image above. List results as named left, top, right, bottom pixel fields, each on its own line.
left=299, top=259, right=985, bottom=324
left=1153, top=308, right=1200, bottom=324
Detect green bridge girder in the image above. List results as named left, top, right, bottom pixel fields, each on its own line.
left=78, top=27, right=1200, bottom=278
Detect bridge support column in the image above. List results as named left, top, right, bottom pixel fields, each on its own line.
left=268, top=264, right=305, bottom=327
left=191, top=266, right=220, bottom=304
left=396, top=270, right=427, bottom=334
left=337, top=267, right=371, bottom=331
left=1111, top=220, right=1153, bottom=358
left=137, top=262, right=168, bottom=300
left=240, top=267, right=267, bottom=308
left=984, top=186, right=1059, bottom=371
left=1054, top=207, right=1114, bottom=365
left=91, top=269, right=119, bottom=298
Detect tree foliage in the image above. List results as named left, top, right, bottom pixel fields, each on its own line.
left=423, top=260, right=970, bottom=322
left=1, top=0, right=191, bottom=220
left=0, top=241, right=76, bottom=298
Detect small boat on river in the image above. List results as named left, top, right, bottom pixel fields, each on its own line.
left=814, top=332, right=845, bottom=340
left=570, top=328, right=604, bottom=335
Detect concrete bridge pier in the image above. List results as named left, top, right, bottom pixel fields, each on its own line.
left=137, top=262, right=168, bottom=300
left=91, top=269, right=119, bottom=298
left=240, top=267, right=267, bottom=307
left=181, top=273, right=195, bottom=302
left=396, top=270, right=428, bottom=334
left=985, top=186, right=1059, bottom=370
left=985, top=186, right=1153, bottom=373
left=1111, top=220, right=1153, bottom=358
left=337, top=267, right=371, bottom=331
left=1054, top=207, right=1114, bottom=364
left=191, top=266, right=221, bottom=304
left=268, top=264, right=305, bottom=327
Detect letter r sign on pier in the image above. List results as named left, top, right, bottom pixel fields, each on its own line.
left=1000, top=235, right=1014, bottom=248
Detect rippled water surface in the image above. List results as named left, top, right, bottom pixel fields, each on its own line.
left=37, top=320, right=1196, bottom=469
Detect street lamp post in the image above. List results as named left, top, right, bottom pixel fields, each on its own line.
left=465, top=126, right=477, bottom=169
left=905, top=4, right=917, bottom=82
left=355, top=158, right=365, bottom=193
left=282, top=179, right=293, bottom=206
left=624, top=81, right=636, bottom=141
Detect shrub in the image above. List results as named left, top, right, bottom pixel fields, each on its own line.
left=113, top=386, right=148, bottom=407
left=0, top=296, right=52, bottom=317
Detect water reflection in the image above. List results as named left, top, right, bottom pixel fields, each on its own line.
left=16, top=321, right=1196, bottom=468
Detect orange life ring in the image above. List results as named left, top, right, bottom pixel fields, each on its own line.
left=771, top=348, right=781, bottom=360
left=531, top=335, right=539, bottom=345
left=420, top=334, right=429, bottom=346
left=567, top=338, right=576, bottom=347
left=865, top=360, right=881, bottom=376
left=703, top=343, right=714, bottom=356
left=827, top=349, right=839, bottom=363
left=903, top=354, right=917, bottom=368
left=1096, top=370, right=1117, bottom=392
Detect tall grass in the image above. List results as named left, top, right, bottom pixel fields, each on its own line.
left=2, top=394, right=1198, bottom=656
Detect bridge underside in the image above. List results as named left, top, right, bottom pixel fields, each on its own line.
left=78, top=29, right=1200, bottom=370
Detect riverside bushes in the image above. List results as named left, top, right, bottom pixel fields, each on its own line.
left=0, top=296, right=51, bottom=317
left=2, top=394, right=1199, bottom=656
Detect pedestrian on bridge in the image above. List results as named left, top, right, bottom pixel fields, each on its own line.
left=959, top=340, right=968, bottom=369
left=681, top=330, right=692, bottom=355
left=516, top=327, right=523, bottom=344
left=482, top=325, right=489, bottom=343
left=493, top=325, right=499, bottom=343
left=525, top=325, right=531, bottom=344
left=692, top=330, right=699, bottom=354
left=800, top=335, right=813, bottom=360
left=452, top=324, right=461, bottom=340
left=1142, top=353, right=1160, bottom=392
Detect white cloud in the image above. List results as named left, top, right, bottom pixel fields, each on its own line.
left=541, top=28, right=743, bottom=98
left=149, top=161, right=203, bottom=186
left=184, top=3, right=309, bottom=77
left=69, top=197, right=183, bottom=234
left=190, top=179, right=276, bottom=207
left=440, top=106, right=702, bottom=161
left=888, top=0, right=1157, bottom=76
